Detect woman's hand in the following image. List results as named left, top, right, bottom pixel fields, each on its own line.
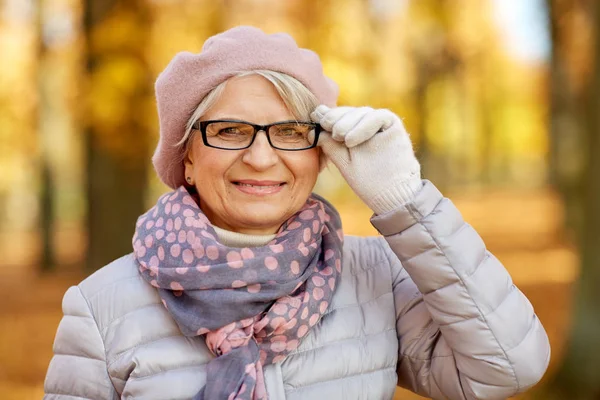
left=311, top=105, right=422, bottom=215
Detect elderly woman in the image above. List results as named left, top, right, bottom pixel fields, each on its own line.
left=44, top=26, right=550, bottom=400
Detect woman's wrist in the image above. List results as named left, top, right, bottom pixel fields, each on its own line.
left=367, top=176, right=423, bottom=215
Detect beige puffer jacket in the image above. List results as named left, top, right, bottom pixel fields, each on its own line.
left=44, top=181, right=550, bottom=399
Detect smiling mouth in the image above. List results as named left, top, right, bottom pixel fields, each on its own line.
left=232, top=181, right=286, bottom=195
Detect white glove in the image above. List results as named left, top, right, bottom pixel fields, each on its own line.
left=311, top=105, right=422, bottom=215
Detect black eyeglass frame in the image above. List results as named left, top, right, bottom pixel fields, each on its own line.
left=192, top=119, right=322, bottom=151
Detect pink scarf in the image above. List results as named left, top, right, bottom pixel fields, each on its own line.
left=133, top=186, right=343, bottom=399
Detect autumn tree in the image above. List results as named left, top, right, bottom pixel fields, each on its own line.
left=37, top=0, right=56, bottom=271
left=83, top=0, right=152, bottom=271
left=406, top=0, right=465, bottom=188
left=547, top=0, right=591, bottom=238
left=544, top=0, right=600, bottom=398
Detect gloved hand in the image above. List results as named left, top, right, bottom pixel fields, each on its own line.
left=310, top=105, right=422, bottom=215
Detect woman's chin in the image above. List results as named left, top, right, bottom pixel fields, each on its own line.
left=230, top=206, right=290, bottom=233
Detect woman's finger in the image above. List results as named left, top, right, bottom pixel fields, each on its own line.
left=343, top=109, right=394, bottom=148
left=316, top=131, right=350, bottom=168
left=310, top=104, right=330, bottom=124
left=316, top=107, right=354, bottom=132
left=331, top=107, right=373, bottom=142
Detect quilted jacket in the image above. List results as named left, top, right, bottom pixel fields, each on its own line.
left=44, top=181, right=550, bottom=399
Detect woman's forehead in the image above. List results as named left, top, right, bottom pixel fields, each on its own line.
left=203, top=76, right=295, bottom=123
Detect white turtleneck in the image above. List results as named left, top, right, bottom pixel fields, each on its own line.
left=212, top=226, right=276, bottom=248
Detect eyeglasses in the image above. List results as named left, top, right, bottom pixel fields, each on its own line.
left=192, top=119, right=321, bottom=151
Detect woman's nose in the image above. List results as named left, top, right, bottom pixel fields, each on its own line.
left=241, top=131, right=279, bottom=170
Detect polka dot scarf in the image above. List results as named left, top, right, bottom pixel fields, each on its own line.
left=132, top=186, right=343, bottom=400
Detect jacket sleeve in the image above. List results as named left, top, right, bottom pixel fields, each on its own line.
left=44, top=285, right=119, bottom=400
left=371, top=180, right=550, bottom=400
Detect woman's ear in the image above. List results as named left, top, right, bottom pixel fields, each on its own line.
left=183, top=146, right=195, bottom=185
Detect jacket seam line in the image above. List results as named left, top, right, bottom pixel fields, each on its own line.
left=502, top=311, right=536, bottom=353
left=396, top=290, right=424, bottom=332
left=52, top=352, right=105, bottom=363
left=377, top=238, right=400, bottom=287
left=324, top=289, right=393, bottom=317
left=397, top=222, right=471, bottom=268
left=439, top=219, right=469, bottom=243
left=425, top=358, right=434, bottom=398
left=379, top=232, right=433, bottom=354
left=417, top=219, right=521, bottom=395
left=101, top=302, right=164, bottom=333
left=348, top=258, right=389, bottom=277
left=86, top=274, right=145, bottom=302
left=406, top=194, right=429, bottom=221
left=482, top=283, right=516, bottom=319
left=400, top=352, right=456, bottom=361
left=290, top=327, right=395, bottom=357
left=44, top=393, right=95, bottom=400
left=402, top=319, right=437, bottom=355
left=107, top=333, right=193, bottom=369
left=126, top=363, right=205, bottom=382
left=437, top=279, right=514, bottom=328
left=285, top=365, right=396, bottom=392
left=403, top=290, right=423, bottom=314
left=76, top=285, right=120, bottom=397
left=379, top=236, right=448, bottom=393
left=405, top=355, right=420, bottom=395
left=376, top=238, right=423, bottom=320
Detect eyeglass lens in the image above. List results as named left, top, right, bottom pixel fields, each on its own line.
left=205, top=121, right=316, bottom=150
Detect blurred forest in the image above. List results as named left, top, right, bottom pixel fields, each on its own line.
left=0, top=0, right=599, bottom=399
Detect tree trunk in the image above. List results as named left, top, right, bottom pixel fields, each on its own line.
left=36, top=0, right=56, bottom=272
left=544, top=1, right=600, bottom=399
left=83, top=0, right=151, bottom=271
left=546, top=0, right=586, bottom=239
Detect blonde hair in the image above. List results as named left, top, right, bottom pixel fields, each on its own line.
left=178, top=70, right=326, bottom=168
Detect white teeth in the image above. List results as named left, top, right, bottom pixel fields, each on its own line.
left=237, top=183, right=281, bottom=188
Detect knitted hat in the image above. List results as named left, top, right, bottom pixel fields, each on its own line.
left=152, top=26, right=339, bottom=189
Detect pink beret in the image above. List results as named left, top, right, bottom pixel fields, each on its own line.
left=152, top=26, right=339, bottom=189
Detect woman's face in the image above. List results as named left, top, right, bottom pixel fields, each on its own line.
left=184, top=75, right=320, bottom=235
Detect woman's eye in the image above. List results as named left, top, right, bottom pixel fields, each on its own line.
left=280, top=129, right=298, bottom=136
left=219, top=127, right=243, bottom=135
left=278, top=128, right=306, bottom=137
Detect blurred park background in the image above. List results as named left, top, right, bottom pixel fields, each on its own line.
left=1, top=0, right=599, bottom=398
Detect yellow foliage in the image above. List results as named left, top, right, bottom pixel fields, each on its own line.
left=1, top=1, right=556, bottom=214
